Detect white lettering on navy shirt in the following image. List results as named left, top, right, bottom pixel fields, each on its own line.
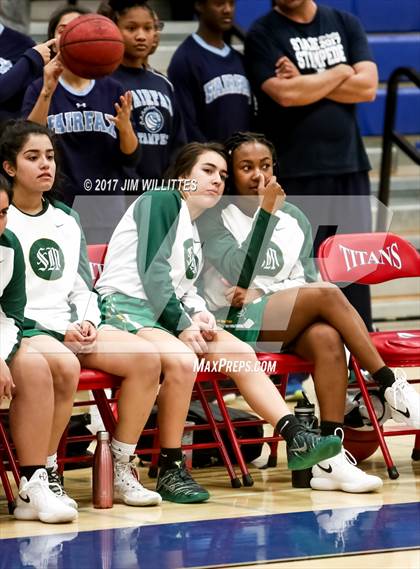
left=47, top=111, right=117, bottom=137
left=203, top=74, right=251, bottom=104
left=289, top=32, right=346, bottom=71
left=0, top=57, right=13, bottom=74
left=131, top=89, right=173, bottom=116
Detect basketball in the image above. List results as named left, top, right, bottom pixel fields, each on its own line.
left=59, top=14, right=124, bottom=79
left=343, top=426, right=380, bottom=462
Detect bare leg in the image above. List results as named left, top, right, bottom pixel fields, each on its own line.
left=8, top=343, right=54, bottom=466
left=23, top=335, right=80, bottom=455
left=292, top=323, right=348, bottom=422
left=259, top=283, right=385, bottom=374
left=137, top=328, right=197, bottom=448
left=202, top=329, right=290, bottom=426
left=81, top=328, right=161, bottom=444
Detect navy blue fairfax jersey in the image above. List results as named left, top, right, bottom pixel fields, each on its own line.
left=168, top=34, right=253, bottom=142
left=0, top=25, right=43, bottom=123
left=22, top=76, right=140, bottom=205
left=113, top=65, right=186, bottom=183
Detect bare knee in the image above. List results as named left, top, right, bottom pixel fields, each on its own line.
left=310, top=324, right=345, bottom=364
left=52, top=357, right=80, bottom=398
left=163, top=353, right=197, bottom=389
left=226, top=339, right=256, bottom=359
left=11, top=353, right=53, bottom=399
left=317, top=283, right=349, bottom=307
left=124, top=349, right=161, bottom=388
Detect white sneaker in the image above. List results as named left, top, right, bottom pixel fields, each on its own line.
left=19, top=532, right=77, bottom=569
left=114, top=455, right=162, bottom=506
left=47, top=467, right=78, bottom=510
left=310, top=429, right=383, bottom=494
left=14, top=469, right=78, bottom=523
left=384, top=370, right=420, bottom=428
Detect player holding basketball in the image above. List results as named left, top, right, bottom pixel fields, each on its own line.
left=21, top=6, right=140, bottom=243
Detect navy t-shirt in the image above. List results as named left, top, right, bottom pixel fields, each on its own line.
left=0, top=25, right=43, bottom=123
left=245, top=5, right=373, bottom=178
left=22, top=76, right=140, bottom=241
left=112, top=65, right=186, bottom=183
left=168, top=34, right=253, bottom=142
left=22, top=76, right=139, bottom=203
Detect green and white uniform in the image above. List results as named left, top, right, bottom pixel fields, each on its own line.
left=97, top=191, right=209, bottom=335
left=7, top=200, right=100, bottom=339
left=197, top=201, right=317, bottom=344
left=0, top=229, right=26, bottom=362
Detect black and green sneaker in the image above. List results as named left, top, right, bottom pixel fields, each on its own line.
left=156, top=458, right=210, bottom=504
left=287, top=431, right=342, bottom=471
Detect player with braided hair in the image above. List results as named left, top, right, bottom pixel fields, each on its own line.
left=197, top=131, right=420, bottom=492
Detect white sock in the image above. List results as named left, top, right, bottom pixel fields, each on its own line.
left=111, top=438, right=136, bottom=461
left=46, top=453, right=58, bottom=471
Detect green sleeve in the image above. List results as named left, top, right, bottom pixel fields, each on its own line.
left=286, top=203, right=317, bottom=282
left=197, top=205, right=279, bottom=287
left=2, top=233, right=26, bottom=362
left=134, top=192, right=192, bottom=335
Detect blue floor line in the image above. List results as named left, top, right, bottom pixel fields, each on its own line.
left=1, top=502, right=419, bottom=569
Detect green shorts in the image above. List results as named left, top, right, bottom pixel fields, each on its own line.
left=214, top=296, right=270, bottom=348
left=100, top=293, right=167, bottom=334
left=23, top=328, right=65, bottom=342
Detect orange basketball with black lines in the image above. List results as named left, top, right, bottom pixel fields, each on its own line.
left=59, top=14, right=124, bottom=79
left=343, top=427, right=380, bottom=462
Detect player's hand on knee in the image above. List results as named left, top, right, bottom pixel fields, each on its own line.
left=179, top=326, right=209, bottom=355
left=192, top=311, right=217, bottom=342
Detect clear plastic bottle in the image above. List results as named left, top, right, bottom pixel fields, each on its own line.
left=92, top=431, right=114, bottom=508
left=291, top=393, right=319, bottom=488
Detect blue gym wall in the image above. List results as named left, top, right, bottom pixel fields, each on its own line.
left=235, top=0, right=420, bottom=135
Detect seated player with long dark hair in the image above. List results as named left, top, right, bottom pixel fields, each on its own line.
left=1, top=120, right=165, bottom=520
left=0, top=173, right=77, bottom=523
left=96, top=140, right=343, bottom=503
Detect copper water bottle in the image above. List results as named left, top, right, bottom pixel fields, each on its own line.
left=93, top=431, right=114, bottom=509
